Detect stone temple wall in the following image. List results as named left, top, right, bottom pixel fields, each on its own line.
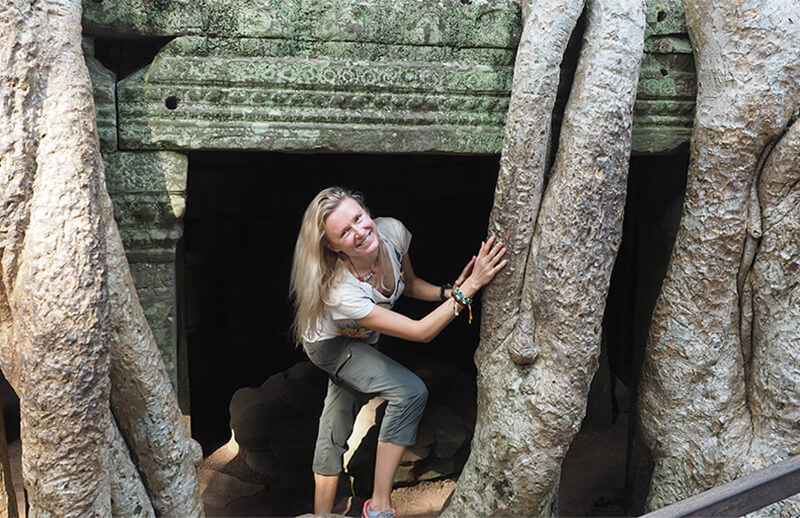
left=83, top=0, right=694, bottom=416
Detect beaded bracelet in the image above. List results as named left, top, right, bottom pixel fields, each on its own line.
left=452, top=299, right=464, bottom=317
left=451, top=286, right=473, bottom=324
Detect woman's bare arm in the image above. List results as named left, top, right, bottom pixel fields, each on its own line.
left=402, top=253, right=477, bottom=302
left=358, top=237, right=506, bottom=343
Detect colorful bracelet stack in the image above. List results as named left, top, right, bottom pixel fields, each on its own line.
left=451, top=286, right=473, bottom=324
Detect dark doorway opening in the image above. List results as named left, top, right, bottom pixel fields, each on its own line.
left=181, top=151, right=500, bottom=454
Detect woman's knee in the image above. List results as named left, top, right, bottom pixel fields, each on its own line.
left=401, top=376, right=428, bottom=408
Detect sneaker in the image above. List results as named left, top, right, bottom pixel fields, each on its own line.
left=362, top=498, right=396, bottom=518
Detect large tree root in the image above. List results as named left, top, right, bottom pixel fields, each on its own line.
left=741, top=118, right=800, bottom=516
left=102, top=174, right=204, bottom=516
left=109, top=417, right=155, bottom=518
left=2, top=1, right=111, bottom=515
left=445, top=1, right=645, bottom=515
left=0, top=0, right=203, bottom=515
left=638, top=1, right=800, bottom=512
left=484, top=0, right=585, bottom=364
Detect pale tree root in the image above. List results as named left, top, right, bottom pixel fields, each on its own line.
left=744, top=118, right=800, bottom=517
left=101, top=173, right=204, bottom=516
left=0, top=0, right=203, bottom=516
left=444, top=0, right=645, bottom=515
left=637, top=1, right=800, bottom=512
left=8, top=0, right=112, bottom=515
left=483, top=0, right=586, bottom=364
left=109, top=417, right=156, bottom=518
left=447, top=0, right=586, bottom=512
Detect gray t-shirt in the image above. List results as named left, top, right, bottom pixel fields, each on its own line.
left=305, top=217, right=412, bottom=344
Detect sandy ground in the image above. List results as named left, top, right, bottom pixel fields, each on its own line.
left=197, top=414, right=629, bottom=517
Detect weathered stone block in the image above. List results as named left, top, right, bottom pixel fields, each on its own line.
left=393, top=464, right=416, bottom=485
left=84, top=38, right=117, bottom=151
left=117, top=34, right=695, bottom=154
left=632, top=52, right=695, bottom=154
left=128, top=262, right=179, bottom=386
left=117, top=36, right=513, bottom=154
left=103, top=151, right=188, bottom=387
left=83, top=0, right=206, bottom=37
left=93, top=0, right=695, bottom=155
left=83, top=0, right=520, bottom=48
left=418, top=457, right=456, bottom=482
left=104, top=151, right=187, bottom=260
left=429, top=407, right=470, bottom=459
left=644, top=0, right=687, bottom=39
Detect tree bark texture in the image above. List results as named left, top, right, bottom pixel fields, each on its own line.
left=102, top=179, right=204, bottom=516
left=748, top=119, right=800, bottom=466
left=1, top=1, right=112, bottom=515
left=445, top=0, right=645, bottom=515
left=483, top=0, right=585, bottom=365
left=0, top=1, right=203, bottom=516
left=108, top=416, right=156, bottom=518
left=637, top=1, right=800, bottom=513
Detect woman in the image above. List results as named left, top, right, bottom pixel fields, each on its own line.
left=290, top=187, right=506, bottom=518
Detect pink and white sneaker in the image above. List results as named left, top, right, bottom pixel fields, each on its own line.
left=362, top=498, right=396, bottom=518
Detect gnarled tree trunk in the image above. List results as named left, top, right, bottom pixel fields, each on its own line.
left=0, top=0, right=203, bottom=515
left=444, top=0, right=646, bottom=515
left=638, top=1, right=800, bottom=514
left=1, top=1, right=111, bottom=514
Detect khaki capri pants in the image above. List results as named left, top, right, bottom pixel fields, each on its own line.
left=303, top=336, right=429, bottom=476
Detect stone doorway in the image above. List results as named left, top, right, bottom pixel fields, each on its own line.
left=179, top=149, right=688, bottom=516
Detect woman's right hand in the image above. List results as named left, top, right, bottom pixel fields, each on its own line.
left=462, top=236, right=507, bottom=296
left=454, top=255, right=476, bottom=288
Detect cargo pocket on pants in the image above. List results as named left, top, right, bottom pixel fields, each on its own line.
left=332, top=349, right=353, bottom=385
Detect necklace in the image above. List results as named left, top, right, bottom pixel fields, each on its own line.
left=358, top=269, right=376, bottom=283
left=349, top=243, right=381, bottom=283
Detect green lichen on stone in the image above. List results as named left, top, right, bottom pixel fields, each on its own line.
left=83, top=0, right=521, bottom=48
left=103, top=151, right=187, bottom=255
left=95, top=0, right=695, bottom=155
left=128, top=261, right=180, bottom=388
left=82, top=0, right=207, bottom=37
left=104, top=150, right=187, bottom=195
left=116, top=32, right=696, bottom=154
left=644, top=0, right=687, bottom=39
left=636, top=1, right=695, bottom=153
left=118, top=35, right=513, bottom=153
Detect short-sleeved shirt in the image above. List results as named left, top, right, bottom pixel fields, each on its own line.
left=304, top=217, right=412, bottom=344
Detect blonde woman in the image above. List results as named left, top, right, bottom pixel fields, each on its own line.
left=290, top=186, right=506, bottom=518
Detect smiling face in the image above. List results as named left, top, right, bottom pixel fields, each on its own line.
left=323, top=197, right=379, bottom=260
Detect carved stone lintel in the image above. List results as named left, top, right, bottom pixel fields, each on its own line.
left=82, top=0, right=521, bottom=47
left=117, top=32, right=695, bottom=155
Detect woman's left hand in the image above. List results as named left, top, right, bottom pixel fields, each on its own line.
left=463, top=236, right=507, bottom=294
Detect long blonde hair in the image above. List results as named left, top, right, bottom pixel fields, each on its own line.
left=289, top=187, right=367, bottom=345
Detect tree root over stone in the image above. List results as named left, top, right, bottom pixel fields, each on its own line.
left=445, top=1, right=645, bottom=516
left=638, top=2, right=800, bottom=515
left=0, top=0, right=203, bottom=515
